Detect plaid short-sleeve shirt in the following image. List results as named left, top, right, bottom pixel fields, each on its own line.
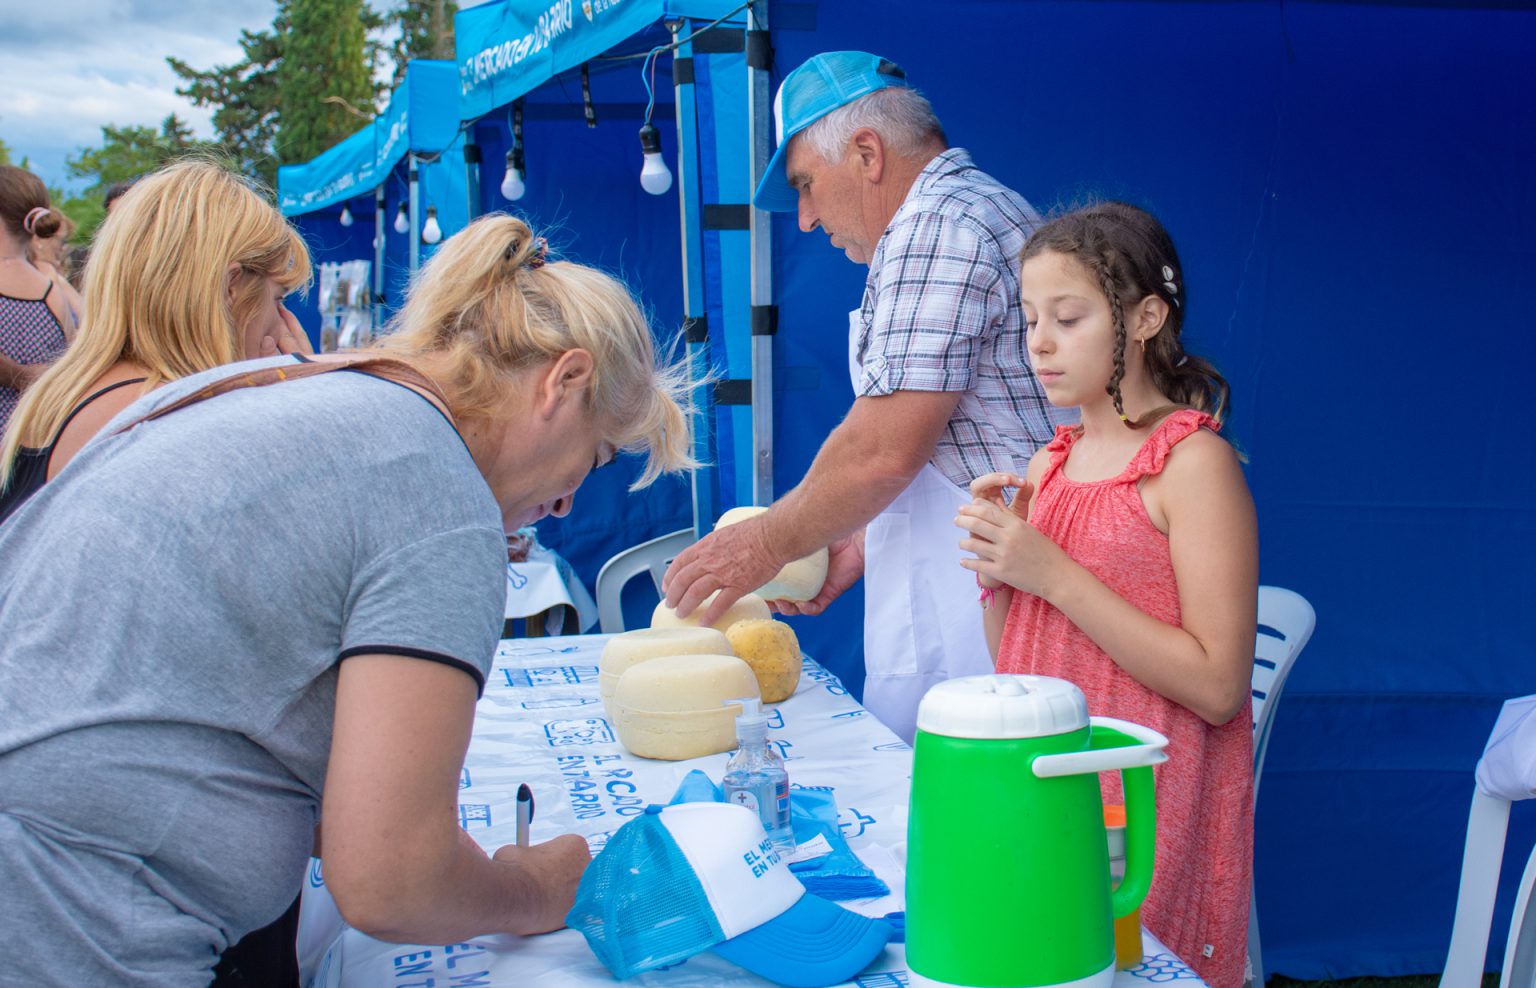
left=854, top=148, right=1074, bottom=488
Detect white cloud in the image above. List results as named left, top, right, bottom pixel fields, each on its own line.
left=0, top=2, right=278, bottom=188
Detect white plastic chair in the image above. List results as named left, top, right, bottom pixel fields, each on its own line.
left=593, top=528, right=695, bottom=633
left=1248, top=585, right=1317, bottom=987
left=1439, top=695, right=1536, bottom=988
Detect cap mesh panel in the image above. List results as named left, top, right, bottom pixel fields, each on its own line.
left=567, top=815, right=721, bottom=978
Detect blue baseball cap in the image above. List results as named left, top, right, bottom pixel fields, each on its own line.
left=752, top=51, right=912, bottom=213
left=567, top=802, right=893, bottom=985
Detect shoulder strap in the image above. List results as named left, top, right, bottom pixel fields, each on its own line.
left=113, top=356, right=451, bottom=435
left=49, top=377, right=147, bottom=445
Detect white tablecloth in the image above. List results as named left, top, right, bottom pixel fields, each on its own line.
left=505, top=545, right=598, bottom=634
left=303, top=635, right=1207, bottom=988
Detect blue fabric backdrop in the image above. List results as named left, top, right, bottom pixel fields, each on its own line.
left=758, top=1, right=1536, bottom=978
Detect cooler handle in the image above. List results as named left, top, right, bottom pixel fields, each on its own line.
left=1113, top=763, right=1157, bottom=920
left=1029, top=717, right=1169, bottom=778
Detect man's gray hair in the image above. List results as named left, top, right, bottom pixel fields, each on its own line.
left=795, top=87, right=947, bottom=163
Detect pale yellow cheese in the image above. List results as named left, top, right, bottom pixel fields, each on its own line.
left=650, top=592, right=771, bottom=634
left=714, top=506, right=829, bottom=601
left=724, top=619, right=802, bottom=703
left=598, top=627, right=731, bottom=714
left=612, top=653, right=759, bottom=760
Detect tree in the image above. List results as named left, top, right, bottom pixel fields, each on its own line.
left=277, top=0, right=376, bottom=166
left=390, top=0, right=459, bottom=87
left=61, top=115, right=211, bottom=242
left=168, top=1, right=427, bottom=184
left=168, top=5, right=289, bottom=187
left=0, top=137, right=12, bottom=167
left=66, top=116, right=208, bottom=196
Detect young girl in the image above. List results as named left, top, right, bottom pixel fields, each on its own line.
left=955, top=202, right=1257, bottom=988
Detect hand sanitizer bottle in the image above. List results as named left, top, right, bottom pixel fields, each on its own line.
left=722, top=697, right=795, bottom=856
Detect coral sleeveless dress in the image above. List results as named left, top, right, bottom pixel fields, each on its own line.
left=996, top=409, right=1253, bottom=988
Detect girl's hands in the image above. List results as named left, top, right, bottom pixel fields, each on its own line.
left=963, top=473, right=1032, bottom=590
left=968, top=471, right=1030, bottom=514
left=957, top=477, right=1072, bottom=599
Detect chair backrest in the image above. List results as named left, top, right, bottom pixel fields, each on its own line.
left=1502, top=841, right=1536, bottom=988
left=594, top=528, right=695, bottom=634
left=1439, top=695, right=1536, bottom=988
left=1252, top=585, right=1316, bottom=800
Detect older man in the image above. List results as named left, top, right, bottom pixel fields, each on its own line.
left=663, top=51, right=1071, bottom=741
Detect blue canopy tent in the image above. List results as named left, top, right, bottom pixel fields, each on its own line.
left=277, top=60, right=468, bottom=340
left=449, top=0, right=1534, bottom=979
left=454, top=0, right=804, bottom=639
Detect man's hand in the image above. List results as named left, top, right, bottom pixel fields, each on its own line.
left=768, top=530, right=865, bottom=617
left=662, top=515, right=786, bottom=626
left=490, top=834, right=592, bottom=936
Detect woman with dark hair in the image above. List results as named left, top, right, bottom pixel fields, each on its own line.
left=0, top=165, right=71, bottom=434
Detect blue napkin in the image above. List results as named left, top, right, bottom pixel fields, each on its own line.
left=668, top=771, right=890, bottom=901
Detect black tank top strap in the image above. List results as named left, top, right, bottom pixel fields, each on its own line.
left=49, top=377, right=148, bottom=445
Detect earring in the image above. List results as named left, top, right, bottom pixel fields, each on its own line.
left=1138, top=337, right=1146, bottom=354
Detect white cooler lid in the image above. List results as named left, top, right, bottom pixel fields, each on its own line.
left=916, top=674, right=1089, bottom=740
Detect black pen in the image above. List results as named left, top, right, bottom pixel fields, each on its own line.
left=516, top=783, right=534, bottom=847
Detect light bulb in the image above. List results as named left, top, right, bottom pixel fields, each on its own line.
left=422, top=206, right=442, bottom=245
left=393, top=203, right=409, bottom=234
left=501, top=149, right=526, bottom=200
left=339, top=204, right=353, bottom=227
left=638, top=123, right=672, bottom=196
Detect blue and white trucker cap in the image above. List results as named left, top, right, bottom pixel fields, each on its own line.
left=751, top=51, right=912, bottom=213
left=567, top=802, right=893, bottom=986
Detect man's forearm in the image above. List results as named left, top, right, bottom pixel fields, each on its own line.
left=758, top=391, right=958, bottom=561
left=762, top=437, right=917, bottom=562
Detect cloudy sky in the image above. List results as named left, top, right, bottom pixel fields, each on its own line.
left=0, top=2, right=290, bottom=189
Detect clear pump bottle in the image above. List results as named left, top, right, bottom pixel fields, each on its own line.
left=722, top=697, right=795, bottom=856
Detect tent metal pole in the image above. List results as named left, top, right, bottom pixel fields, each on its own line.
left=465, top=136, right=481, bottom=222
left=373, top=186, right=386, bottom=339
left=408, top=155, right=421, bottom=274
left=747, top=4, right=774, bottom=506
left=671, top=18, right=718, bottom=539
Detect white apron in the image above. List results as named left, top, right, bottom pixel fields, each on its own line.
left=850, top=311, right=994, bottom=743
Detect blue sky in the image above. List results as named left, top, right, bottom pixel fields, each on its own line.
left=1, top=2, right=280, bottom=190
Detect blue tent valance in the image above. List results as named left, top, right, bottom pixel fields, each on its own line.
left=278, top=60, right=461, bottom=216
left=455, top=0, right=737, bottom=121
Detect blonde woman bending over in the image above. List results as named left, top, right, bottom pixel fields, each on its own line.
left=0, top=159, right=312, bottom=524
left=0, top=212, right=694, bottom=985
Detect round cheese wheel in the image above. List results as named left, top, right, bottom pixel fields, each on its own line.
left=650, top=591, right=771, bottom=634
left=724, top=619, right=802, bottom=704
left=612, top=653, right=759, bottom=760
left=598, top=627, right=731, bottom=714
left=714, top=506, right=829, bottom=602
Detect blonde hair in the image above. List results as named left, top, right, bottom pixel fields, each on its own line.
left=373, top=213, right=695, bottom=488
left=1, top=159, right=310, bottom=484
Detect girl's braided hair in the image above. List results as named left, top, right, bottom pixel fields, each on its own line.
left=1020, top=201, right=1230, bottom=429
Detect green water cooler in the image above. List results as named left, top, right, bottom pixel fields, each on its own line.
left=906, top=674, right=1168, bottom=988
